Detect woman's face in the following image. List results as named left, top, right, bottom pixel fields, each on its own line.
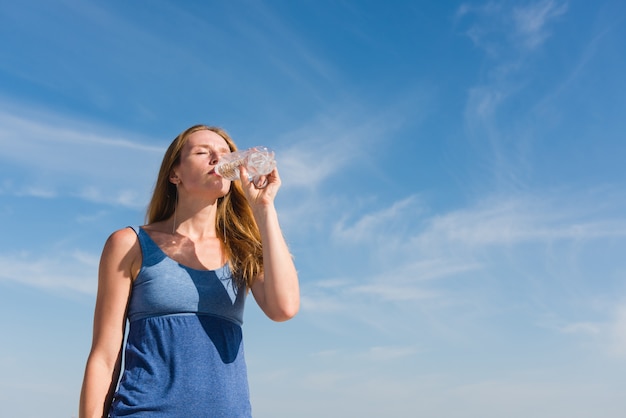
left=171, top=129, right=233, bottom=198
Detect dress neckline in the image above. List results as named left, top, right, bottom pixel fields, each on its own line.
left=138, top=226, right=228, bottom=274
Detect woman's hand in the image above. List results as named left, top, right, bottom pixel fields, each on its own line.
left=238, top=166, right=281, bottom=208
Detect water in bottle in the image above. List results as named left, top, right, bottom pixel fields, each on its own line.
left=215, top=146, right=276, bottom=188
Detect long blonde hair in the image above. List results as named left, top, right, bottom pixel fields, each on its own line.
left=146, top=124, right=263, bottom=288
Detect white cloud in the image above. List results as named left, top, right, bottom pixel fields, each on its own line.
left=14, top=186, right=58, bottom=199
left=609, top=303, right=626, bottom=357
left=449, top=376, right=619, bottom=418
left=324, top=190, right=626, bottom=278
left=278, top=144, right=346, bottom=190
left=459, top=2, right=569, bottom=190
left=297, top=187, right=626, bottom=352
left=332, top=195, right=422, bottom=243
left=300, top=292, right=345, bottom=314
left=274, top=93, right=429, bottom=242
left=0, top=103, right=163, bottom=208
left=229, top=1, right=339, bottom=88
left=415, top=194, right=626, bottom=253
left=307, top=345, right=420, bottom=363
left=350, top=283, right=438, bottom=302
left=513, top=0, right=568, bottom=50
left=537, top=299, right=626, bottom=359
left=276, top=112, right=386, bottom=191
left=360, top=345, right=420, bottom=361
left=560, top=321, right=603, bottom=335
left=0, top=250, right=98, bottom=295
left=456, top=0, right=568, bottom=53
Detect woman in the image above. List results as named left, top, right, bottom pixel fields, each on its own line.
left=79, top=125, right=300, bottom=417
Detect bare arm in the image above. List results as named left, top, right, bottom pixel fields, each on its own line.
left=241, top=168, right=300, bottom=322
left=79, top=228, right=139, bottom=418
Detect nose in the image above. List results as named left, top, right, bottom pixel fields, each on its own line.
left=210, top=153, right=220, bottom=165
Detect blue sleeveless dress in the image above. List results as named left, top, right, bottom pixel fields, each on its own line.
left=109, top=226, right=252, bottom=417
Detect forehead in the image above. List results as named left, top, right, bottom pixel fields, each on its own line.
left=185, top=129, right=230, bottom=150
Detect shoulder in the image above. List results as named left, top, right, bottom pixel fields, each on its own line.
left=105, top=226, right=140, bottom=249
left=101, top=227, right=142, bottom=279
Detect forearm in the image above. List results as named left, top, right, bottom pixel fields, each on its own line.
left=253, top=204, right=300, bottom=321
left=79, top=355, right=121, bottom=418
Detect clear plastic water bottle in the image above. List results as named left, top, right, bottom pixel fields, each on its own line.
left=215, top=146, right=276, bottom=188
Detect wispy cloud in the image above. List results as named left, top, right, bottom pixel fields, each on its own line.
left=274, top=93, right=428, bottom=241
left=415, top=194, right=626, bottom=252
left=533, top=20, right=617, bottom=116
left=610, top=303, right=626, bottom=357
left=298, top=186, right=626, bottom=354
left=0, top=102, right=163, bottom=208
left=251, top=357, right=626, bottom=418
left=359, top=345, right=420, bottom=361
left=333, top=195, right=423, bottom=243
left=456, top=0, right=568, bottom=54
left=277, top=106, right=399, bottom=191
left=308, top=344, right=420, bottom=363
left=513, top=0, right=568, bottom=50
left=328, top=190, right=626, bottom=276
left=450, top=375, right=620, bottom=417
left=457, top=2, right=570, bottom=192
left=0, top=249, right=98, bottom=295
left=229, top=1, right=339, bottom=91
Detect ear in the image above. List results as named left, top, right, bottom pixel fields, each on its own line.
left=169, top=170, right=180, bottom=185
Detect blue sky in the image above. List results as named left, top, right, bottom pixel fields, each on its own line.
left=1, top=1, right=626, bottom=417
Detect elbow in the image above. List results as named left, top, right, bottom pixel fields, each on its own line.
left=268, top=300, right=300, bottom=322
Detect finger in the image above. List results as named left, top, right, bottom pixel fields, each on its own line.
left=238, top=166, right=252, bottom=187
left=253, top=175, right=269, bottom=189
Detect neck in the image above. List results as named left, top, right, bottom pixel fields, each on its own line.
left=171, top=197, right=220, bottom=240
